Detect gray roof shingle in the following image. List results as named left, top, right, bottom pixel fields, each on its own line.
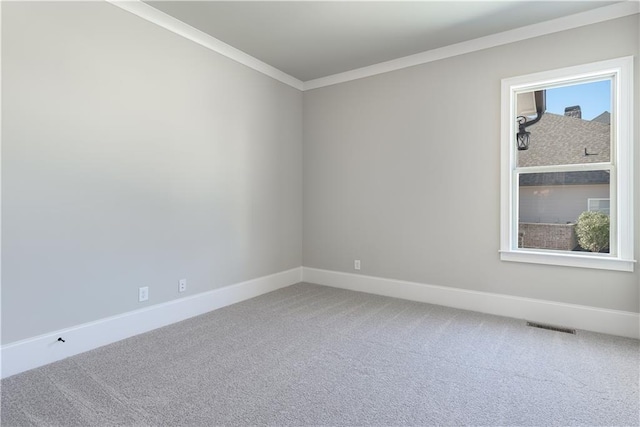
left=517, top=112, right=610, bottom=168
left=591, top=111, right=611, bottom=124
left=519, top=170, right=610, bottom=186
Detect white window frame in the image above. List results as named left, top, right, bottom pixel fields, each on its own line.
left=500, top=57, right=634, bottom=272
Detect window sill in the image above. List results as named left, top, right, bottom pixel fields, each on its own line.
left=499, top=250, right=635, bottom=272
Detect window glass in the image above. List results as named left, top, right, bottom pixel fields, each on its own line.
left=515, top=80, right=612, bottom=254
left=516, top=80, right=611, bottom=168
left=518, top=172, right=610, bottom=251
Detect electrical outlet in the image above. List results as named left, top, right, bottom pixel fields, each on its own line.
left=179, top=279, right=187, bottom=293
left=138, top=286, right=149, bottom=302
left=354, top=260, right=361, bottom=270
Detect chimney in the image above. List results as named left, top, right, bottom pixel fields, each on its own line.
left=564, top=105, right=581, bottom=119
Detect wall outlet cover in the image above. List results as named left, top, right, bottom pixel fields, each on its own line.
left=138, top=286, right=149, bottom=302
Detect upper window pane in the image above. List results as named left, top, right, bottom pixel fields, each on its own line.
left=516, top=80, right=611, bottom=168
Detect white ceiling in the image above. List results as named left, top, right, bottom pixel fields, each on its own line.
left=145, top=1, right=621, bottom=82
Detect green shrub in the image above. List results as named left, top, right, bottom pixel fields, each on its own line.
left=575, top=211, right=610, bottom=253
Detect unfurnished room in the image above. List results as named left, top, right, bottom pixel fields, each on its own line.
left=1, top=1, right=639, bottom=425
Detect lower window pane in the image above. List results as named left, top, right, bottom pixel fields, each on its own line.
left=518, top=171, right=610, bottom=252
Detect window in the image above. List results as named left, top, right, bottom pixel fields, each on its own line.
left=500, top=57, right=634, bottom=272
left=588, top=198, right=610, bottom=215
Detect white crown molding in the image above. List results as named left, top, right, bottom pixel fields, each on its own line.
left=302, top=267, right=640, bottom=339
left=107, top=1, right=637, bottom=92
left=105, top=0, right=304, bottom=91
left=303, top=1, right=640, bottom=91
left=1, top=267, right=302, bottom=379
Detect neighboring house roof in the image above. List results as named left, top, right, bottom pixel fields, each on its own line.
left=591, top=111, right=611, bottom=124
left=518, top=112, right=611, bottom=186
left=519, top=170, right=610, bottom=186
left=518, top=112, right=610, bottom=168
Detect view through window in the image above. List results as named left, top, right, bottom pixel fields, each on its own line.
left=516, top=80, right=611, bottom=253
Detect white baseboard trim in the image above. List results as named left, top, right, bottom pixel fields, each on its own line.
left=302, top=267, right=640, bottom=339
left=1, top=267, right=302, bottom=379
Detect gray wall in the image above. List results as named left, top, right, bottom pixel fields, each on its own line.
left=303, top=15, right=640, bottom=312
left=2, top=2, right=303, bottom=344
left=2, top=3, right=638, bottom=346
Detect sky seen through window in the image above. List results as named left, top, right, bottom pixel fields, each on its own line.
left=545, top=79, right=610, bottom=120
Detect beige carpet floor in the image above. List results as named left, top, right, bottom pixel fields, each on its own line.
left=2, top=283, right=639, bottom=426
